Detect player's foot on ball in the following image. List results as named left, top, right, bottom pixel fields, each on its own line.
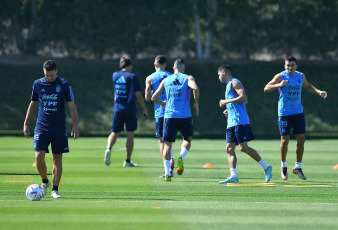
left=164, top=174, right=171, bottom=182
left=51, top=190, right=62, bottom=198
left=264, top=165, right=273, bottom=182
left=104, top=149, right=111, bottom=166
left=176, top=157, right=184, bottom=175
left=123, top=161, right=138, bottom=167
left=41, top=179, right=51, bottom=197
left=293, top=168, right=306, bottom=180
left=219, top=176, right=239, bottom=184
left=170, top=158, right=175, bottom=171
left=281, top=167, right=288, bottom=180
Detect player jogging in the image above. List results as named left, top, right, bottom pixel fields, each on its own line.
left=145, top=55, right=175, bottom=178
left=218, top=64, right=272, bottom=184
left=104, top=57, right=148, bottom=167
left=264, top=56, right=327, bottom=180
left=152, top=59, right=199, bottom=181
left=23, top=60, right=79, bottom=198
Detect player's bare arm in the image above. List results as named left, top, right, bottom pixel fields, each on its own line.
left=151, top=81, right=166, bottom=108
left=264, top=74, right=288, bottom=93
left=135, top=91, right=149, bottom=119
left=68, top=101, right=79, bottom=139
left=145, top=76, right=152, bottom=102
left=302, top=75, right=327, bottom=99
left=219, top=81, right=247, bottom=107
left=23, top=101, right=38, bottom=138
left=188, top=76, right=200, bottom=117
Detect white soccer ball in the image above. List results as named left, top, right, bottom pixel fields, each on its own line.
left=26, top=184, right=43, bottom=201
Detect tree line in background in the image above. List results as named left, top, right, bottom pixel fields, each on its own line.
left=0, top=0, right=337, bottom=61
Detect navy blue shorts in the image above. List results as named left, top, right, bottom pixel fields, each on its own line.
left=34, top=128, right=69, bottom=154
left=226, top=124, right=254, bottom=145
left=163, top=117, right=193, bottom=142
left=278, top=113, right=306, bottom=136
left=155, top=117, right=164, bottom=138
left=111, top=111, right=138, bottom=132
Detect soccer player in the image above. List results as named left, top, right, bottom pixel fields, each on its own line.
left=23, top=60, right=79, bottom=198
left=218, top=64, right=272, bottom=184
left=152, top=59, right=199, bottom=181
left=264, top=56, right=327, bottom=180
left=145, top=55, right=175, bottom=178
left=104, top=57, right=148, bottom=167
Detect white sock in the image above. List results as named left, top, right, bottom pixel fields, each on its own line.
left=295, top=162, right=302, bottom=169
left=281, top=161, right=287, bottom=168
left=230, top=168, right=237, bottom=178
left=164, top=160, right=171, bottom=176
left=170, top=148, right=173, bottom=159
left=180, top=148, right=188, bottom=160
left=258, top=159, right=269, bottom=170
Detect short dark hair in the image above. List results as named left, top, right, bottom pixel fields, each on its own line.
left=285, top=56, right=297, bottom=63
left=218, top=64, right=231, bottom=73
left=154, top=55, right=166, bottom=65
left=43, top=60, right=57, bottom=71
left=120, top=56, right=133, bottom=69
left=174, top=59, right=185, bottom=71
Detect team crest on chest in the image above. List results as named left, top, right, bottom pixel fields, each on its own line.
left=56, top=85, right=61, bottom=92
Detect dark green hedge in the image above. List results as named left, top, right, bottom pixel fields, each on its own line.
left=1, top=60, right=336, bottom=135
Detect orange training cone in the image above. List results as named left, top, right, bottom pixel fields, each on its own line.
left=333, top=164, right=338, bottom=169
left=203, top=163, right=213, bottom=168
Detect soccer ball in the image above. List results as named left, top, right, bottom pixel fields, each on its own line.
left=26, top=184, right=43, bottom=201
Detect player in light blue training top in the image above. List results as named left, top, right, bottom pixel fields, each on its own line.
left=265, top=56, right=327, bottom=180
left=152, top=59, right=199, bottom=181
left=104, top=57, right=148, bottom=168
left=145, top=55, right=174, bottom=178
left=218, top=64, right=272, bottom=184
left=23, top=60, right=79, bottom=199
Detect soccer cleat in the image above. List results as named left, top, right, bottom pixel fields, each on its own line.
left=293, top=168, right=307, bottom=180
left=41, top=179, right=51, bottom=197
left=219, top=176, right=239, bottom=184
left=104, top=149, right=111, bottom=166
left=123, top=161, right=138, bottom=167
left=51, top=190, right=62, bottom=198
left=264, top=165, right=273, bottom=182
left=159, top=172, right=173, bottom=178
left=176, top=156, right=184, bottom=175
left=281, top=167, right=288, bottom=180
left=170, top=158, right=175, bottom=172
left=164, top=174, right=171, bottom=182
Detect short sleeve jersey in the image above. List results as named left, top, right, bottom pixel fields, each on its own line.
left=163, top=73, right=192, bottom=119
left=225, top=78, right=250, bottom=128
left=31, top=77, right=74, bottom=131
left=278, top=70, right=304, bottom=116
left=151, top=70, right=172, bottom=118
left=113, top=70, right=141, bottom=113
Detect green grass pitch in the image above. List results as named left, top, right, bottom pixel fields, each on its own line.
left=0, top=136, right=337, bottom=230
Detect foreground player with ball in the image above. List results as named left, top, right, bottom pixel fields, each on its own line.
left=23, top=60, right=79, bottom=198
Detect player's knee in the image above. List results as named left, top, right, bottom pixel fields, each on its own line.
left=281, top=138, right=289, bottom=146
left=239, top=145, right=247, bottom=152
left=226, top=145, right=234, bottom=153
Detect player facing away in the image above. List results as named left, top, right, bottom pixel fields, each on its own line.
left=23, top=60, right=79, bottom=198
left=145, top=55, right=175, bottom=178
left=152, top=59, right=200, bottom=181
left=264, top=56, right=327, bottom=180
left=218, top=64, right=272, bottom=184
left=104, top=57, right=148, bottom=167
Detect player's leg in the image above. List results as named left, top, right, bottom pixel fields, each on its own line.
left=279, top=115, right=292, bottom=180
left=176, top=117, right=193, bottom=175
left=219, top=142, right=239, bottom=184
left=105, top=113, right=123, bottom=166
left=163, top=141, right=173, bottom=181
left=123, top=131, right=137, bottom=167
left=34, top=131, right=51, bottom=195
left=51, top=153, right=63, bottom=198
left=292, top=113, right=307, bottom=179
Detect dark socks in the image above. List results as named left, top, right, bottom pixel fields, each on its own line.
left=126, top=159, right=131, bottom=163
left=42, top=177, right=49, bottom=184
left=52, top=186, right=58, bottom=191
